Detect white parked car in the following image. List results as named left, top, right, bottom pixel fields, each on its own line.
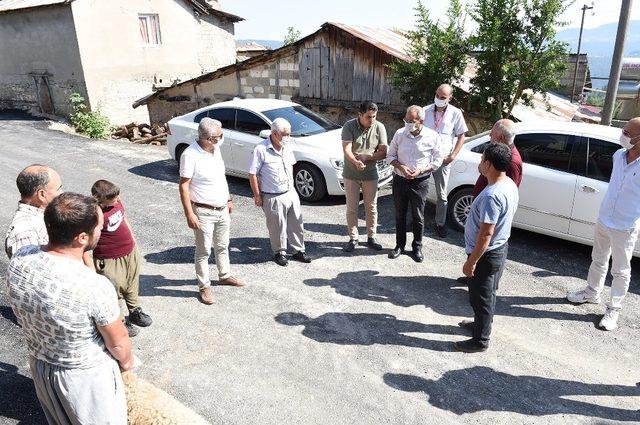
left=166, top=98, right=393, bottom=201
left=426, top=121, right=640, bottom=256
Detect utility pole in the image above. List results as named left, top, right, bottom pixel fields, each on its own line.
left=570, top=3, right=593, bottom=103
left=601, top=0, right=634, bottom=126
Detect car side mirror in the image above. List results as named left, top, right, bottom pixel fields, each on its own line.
left=259, top=129, right=271, bottom=139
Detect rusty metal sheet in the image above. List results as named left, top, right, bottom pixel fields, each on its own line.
left=327, top=22, right=412, bottom=62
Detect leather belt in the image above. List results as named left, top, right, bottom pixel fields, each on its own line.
left=192, top=202, right=226, bottom=211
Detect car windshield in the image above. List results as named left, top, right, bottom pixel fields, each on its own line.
left=262, top=106, right=340, bottom=137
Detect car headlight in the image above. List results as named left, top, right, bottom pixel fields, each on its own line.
left=330, top=158, right=344, bottom=169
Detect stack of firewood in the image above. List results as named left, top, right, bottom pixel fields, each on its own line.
left=112, top=122, right=169, bottom=145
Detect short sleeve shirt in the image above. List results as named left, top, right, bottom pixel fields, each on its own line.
left=6, top=246, right=120, bottom=368
left=93, top=202, right=135, bottom=260
left=341, top=119, right=388, bottom=181
left=180, top=142, right=230, bottom=207
left=423, top=104, right=468, bottom=154
left=248, top=139, right=296, bottom=194
left=4, top=203, right=48, bottom=259
left=464, top=178, right=519, bottom=254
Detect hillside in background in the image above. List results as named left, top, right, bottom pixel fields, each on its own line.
left=236, top=39, right=284, bottom=50
left=556, top=20, right=640, bottom=87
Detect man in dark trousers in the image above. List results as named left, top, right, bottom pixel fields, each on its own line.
left=456, top=143, right=519, bottom=353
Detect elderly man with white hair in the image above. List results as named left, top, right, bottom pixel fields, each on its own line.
left=249, top=117, right=311, bottom=266
left=387, top=105, right=445, bottom=262
left=179, top=117, right=243, bottom=305
left=424, top=83, right=469, bottom=237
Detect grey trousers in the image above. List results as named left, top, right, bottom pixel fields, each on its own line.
left=262, top=190, right=305, bottom=254
left=29, top=356, right=127, bottom=425
left=433, top=163, right=451, bottom=226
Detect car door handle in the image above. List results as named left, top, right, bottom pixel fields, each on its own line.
left=580, top=185, right=598, bottom=193
left=233, top=142, right=244, bottom=147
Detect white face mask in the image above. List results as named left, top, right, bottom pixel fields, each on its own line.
left=214, top=136, right=224, bottom=147
left=281, top=135, right=291, bottom=145
left=434, top=96, right=448, bottom=108
left=620, top=134, right=634, bottom=150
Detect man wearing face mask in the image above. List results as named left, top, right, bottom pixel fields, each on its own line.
left=423, top=84, right=469, bottom=238
left=387, top=105, right=445, bottom=262
left=566, top=117, right=640, bottom=331
left=179, top=117, right=243, bottom=305
left=249, top=117, right=311, bottom=267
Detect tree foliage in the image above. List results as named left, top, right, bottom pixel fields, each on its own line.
left=469, top=0, right=570, bottom=119
left=389, top=0, right=469, bottom=105
left=283, top=27, right=301, bottom=45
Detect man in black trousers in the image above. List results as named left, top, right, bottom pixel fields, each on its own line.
left=387, top=105, right=445, bottom=262
left=456, top=143, right=519, bottom=353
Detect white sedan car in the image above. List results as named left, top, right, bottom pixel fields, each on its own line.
left=427, top=121, right=640, bottom=256
left=166, top=98, right=393, bottom=201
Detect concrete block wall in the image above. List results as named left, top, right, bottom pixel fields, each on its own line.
left=196, top=14, right=236, bottom=74
left=238, top=53, right=300, bottom=101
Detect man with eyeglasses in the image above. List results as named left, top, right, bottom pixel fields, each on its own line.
left=567, top=117, right=640, bottom=331
left=387, top=105, right=445, bottom=262
left=179, top=117, right=243, bottom=305
left=423, top=84, right=468, bottom=238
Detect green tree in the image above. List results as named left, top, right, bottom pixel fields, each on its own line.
left=389, top=0, right=469, bottom=105
left=469, top=0, right=570, bottom=120
left=283, top=26, right=301, bottom=45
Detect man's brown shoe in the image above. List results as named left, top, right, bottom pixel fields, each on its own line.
left=199, top=287, right=214, bottom=305
left=219, top=276, right=244, bottom=287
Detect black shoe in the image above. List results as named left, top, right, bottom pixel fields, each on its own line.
left=124, top=320, right=139, bottom=337
left=388, top=247, right=403, bottom=259
left=274, top=253, right=288, bottom=266
left=454, top=338, right=488, bottom=353
left=412, top=247, right=423, bottom=263
left=436, top=225, right=448, bottom=238
left=292, top=251, right=312, bottom=263
left=456, top=276, right=469, bottom=285
left=367, top=237, right=383, bottom=251
left=344, top=239, right=357, bottom=252
left=458, top=319, right=474, bottom=332
left=129, top=307, right=152, bottom=327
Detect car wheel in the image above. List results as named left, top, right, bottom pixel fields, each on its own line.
left=294, top=163, right=327, bottom=202
left=448, top=187, right=474, bottom=232
left=175, top=144, right=189, bottom=163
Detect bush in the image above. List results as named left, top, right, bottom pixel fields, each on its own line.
left=69, top=93, right=110, bottom=139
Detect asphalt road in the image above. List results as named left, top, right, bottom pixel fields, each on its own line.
left=0, top=115, right=639, bottom=424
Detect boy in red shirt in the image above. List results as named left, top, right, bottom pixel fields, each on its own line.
left=91, top=180, right=152, bottom=337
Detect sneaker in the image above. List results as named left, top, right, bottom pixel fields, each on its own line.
left=599, top=307, right=620, bottom=331
left=567, top=288, right=601, bottom=304
left=199, top=287, right=214, bottom=305
left=344, top=239, right=357, bottom=252
left=367, top=237, right=383, bottom=251
left=129, top=307, right=153, bottom=327
left=124, top=320, right=139, bottom=337
left=454, top=338, right=487, bottom=353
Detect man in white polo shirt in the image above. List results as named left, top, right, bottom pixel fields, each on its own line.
left=423, top=83, right=468, bottom=238
left=179, top=117, right=243, bottom=305
left=567, top=117, right=640, bottom=330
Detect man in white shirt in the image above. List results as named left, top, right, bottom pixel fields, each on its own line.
left=567, top=117, right=640, bottom=331
left=423, top=84, right=469, bottom=238
left=387, top=105, right=445, bottom=262
left=5, top=165, right=62, bottom=258
left=179, top=118, right=243, bottom=305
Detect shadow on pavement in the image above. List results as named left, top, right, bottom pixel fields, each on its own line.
left=275, top=312, right=461, bottom=352
left=128, top=159, right=179, bottom=183
left=384, top=367, right=640, bottom=422
left=304, top=271, right=602, bottom=323
left=0, top=362, right=45, bottom=424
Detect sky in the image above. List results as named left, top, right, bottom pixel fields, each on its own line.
left=224, top=0, right=640, bottom=41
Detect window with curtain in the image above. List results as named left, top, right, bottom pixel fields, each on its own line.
left=139, top=14, right=161, bottom=46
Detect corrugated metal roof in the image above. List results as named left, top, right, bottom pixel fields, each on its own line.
left=0, top=0, right=70, bottom=13
left=327, top=22, right=412, bottom=62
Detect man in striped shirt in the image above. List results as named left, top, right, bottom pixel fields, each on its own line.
left=5, top=165, right=63, bottom=258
